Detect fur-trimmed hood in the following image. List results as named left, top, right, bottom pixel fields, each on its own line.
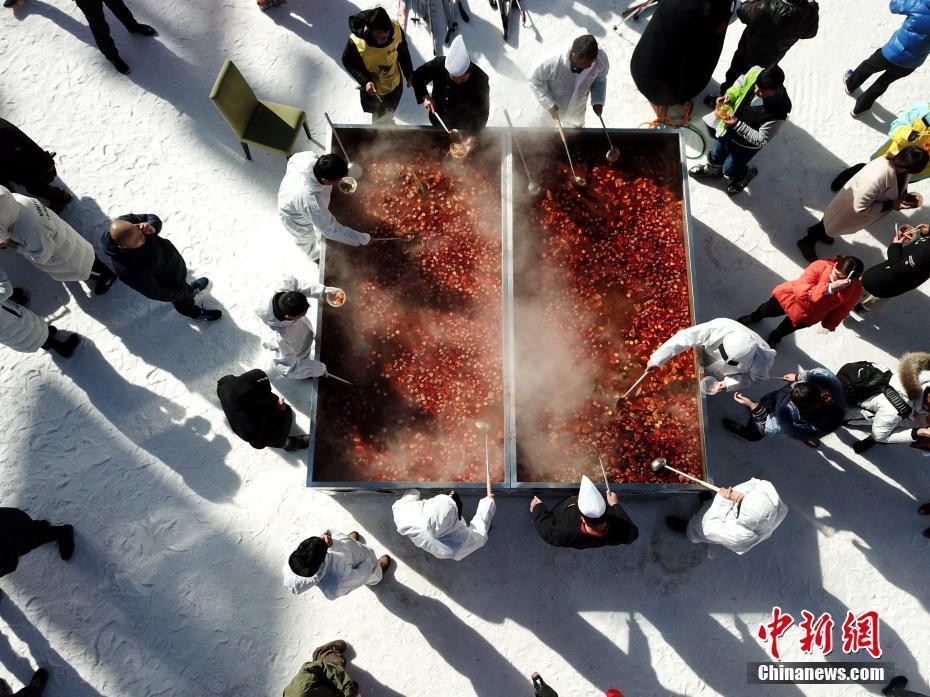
left=898, top=352, right=930, bottom=400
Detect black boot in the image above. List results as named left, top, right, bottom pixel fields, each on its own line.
left=852, top=436, right=876, bottom=454
left=10, top=287, right=28, bottom=305
left=665, top=516, right=689, bottom=534
left=109, top=56, right=130, bottom=74
left=283, top=435, right=310, bottom=451
left=129, top=23, right=157, bottom=36
left=28, top=668, right=48, bottom=694
left=55, top=525, right=74, bottom=561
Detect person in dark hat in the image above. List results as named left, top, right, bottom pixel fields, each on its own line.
left=0, top=507, right=74, bottom=578
left=283, top=531, right=391, bottom=600
left=282, top=640, right=359, bottom=697
left=0, top=118, right=71, bottom=214
left=530, top=475, right=639, bottom=549
left=216, top=369, right=309, bottom=452
left=342, top=7, right=414, bottom=123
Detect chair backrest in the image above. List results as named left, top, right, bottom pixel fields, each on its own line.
left=209, top=60, right=258, bottom=138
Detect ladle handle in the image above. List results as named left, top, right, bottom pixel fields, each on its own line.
left=554, top=115, right=578, bottom=179
left=597, top=114, right=615, bottom=148
left=660, top=464, right=721, bottom=493
left=324, top=112, right=351, bottom=162
left=504, top=110, right=533, bottom=180
left=433, top=111, right=452, bottom=135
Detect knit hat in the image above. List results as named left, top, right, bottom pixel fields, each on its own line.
left=722, top=331, right=757, bottom=364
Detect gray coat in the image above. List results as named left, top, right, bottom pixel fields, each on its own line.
left=823, top=157, right=905, bottom=238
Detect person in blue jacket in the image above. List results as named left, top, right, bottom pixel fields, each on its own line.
left=843, top=0, right=930, bottom=116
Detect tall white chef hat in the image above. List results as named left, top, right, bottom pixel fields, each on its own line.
left=578, top=475, right=606, bottom=518
left=722, top=330, right=757, bottom=364
left=445, top=35, right=471, bottom=78
left=736, top=481, right=782, bottom=533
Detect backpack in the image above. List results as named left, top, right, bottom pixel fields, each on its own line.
left=837, top=361, right=913, bottom=417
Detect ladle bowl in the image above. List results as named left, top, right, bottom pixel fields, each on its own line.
left=347, top=162, right=363, bottom=179
left=527, top=181, right=541, bottom=196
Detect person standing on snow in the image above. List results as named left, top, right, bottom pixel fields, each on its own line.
left=103, top=212, right=222, bottom=322
left=530, top=475, right=639, bottom=549
left=0, top=507, right=74, bottom=578
left=665, top=478, right=788, bottom=555
left=0, top=186, right=117, bottom=295
left=216, top=369, right=310, bottom=452
left=529, top=35, right=608, bottom=128
left=342, top=7, right=414, bottom=124
left=843, top=0, right=930, bottom=117
left=0, top=118, right=72, bottom=214
left=707, top=0, right=818, bottom=102
left=283, top=531, right=391, bottom=600
left=0, top=268, right=82, bottom=357
left=691, top=65, right=791, bottom=196
left=256, top=276, right=341, bottom=380
left=830, top=100, right=930, bottom=191
left=69, top=0, right=157, bottom=75
left=413, top=35, right=490, bottom=132
left=858, top=222, right=930, bottom=311
left=646, top=317, right=777, bottom=394
left=277, top=153, right=371, bottom=261
left=737, top=256, right=864, bottom=349
left=841, top=353, right=930, bottom=453
left=392, top=489, right=496, bottom=560
left=797, top=147, right=928, bottom=262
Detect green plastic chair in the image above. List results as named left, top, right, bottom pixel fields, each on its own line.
left=209, top=60, right=310, bottom=160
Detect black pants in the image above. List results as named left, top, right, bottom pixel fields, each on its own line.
left=360, top=82, right=403, bottom=123
left=802, top=220, right=832, bottom=243
left=74, top=0, right=140, bottom=59
left=748, top=296, right=809, bottom=346
left=172, top=285, right=201, bottom=319
left=730, top=412, right=765, bottom=441
left=846, top=49, right=914, bottom=113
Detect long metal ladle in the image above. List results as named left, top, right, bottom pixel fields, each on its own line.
left=597, top=113, right=620, bottom=163
left=324, top=112, right=363, bottom=179
left=504, top=110, right=541, bottom=195
left=554, top=114, right=586, bottom=189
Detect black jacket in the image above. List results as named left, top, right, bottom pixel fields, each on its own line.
left=217, top=370, right=293, bottom=449
left=0, top=507, right=43, bottom=577
left=631, top=0, right=735, bottom=106
left=102, top=213, right=190, bottom=303
left=341, top=10, right=413, bottom=88
left=735, top=0, right=819, bottom=66
left=531, top=496, right=639, bottom=549
left=412, top=58, right=490, bottom=131
left=0, top=118, right=56, bottom=187
left=862, top=233, right=930, bottom=298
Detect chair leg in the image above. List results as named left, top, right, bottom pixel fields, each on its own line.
left=302, top=119, right=311, bottom=139
left=240, top=142, right=252, bottom=160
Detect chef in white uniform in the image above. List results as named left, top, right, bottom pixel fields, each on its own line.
left=646, top=317, right=776, bottom=394
left=283, top=530, right=390, bottom=599
left=528, top=35, right=609, bottom=128
left=392, top=489, right=495, bottom=560
left=668, top=478, right=788, bottom=555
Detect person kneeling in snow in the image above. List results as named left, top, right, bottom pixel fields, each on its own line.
left=666, top=478, right=787, bottom=555
left=277, top=153, right=371, bottom=261
left=0, top=269, right=81, bottom=357
left=530, top=475, right=639, bottom=549
left=216, top=369, right=309, bottom=452
left=282, top=640, right=359, bottom=697
left=283, top=531, right=391, bottom=600
left=257, top=276, right=342, bottom=380
left=392, top=489, right=495, bottom=560
left=646, top=317, right=776, bottom=395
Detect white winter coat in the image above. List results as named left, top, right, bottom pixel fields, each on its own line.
left=0, top=268, right=49, bottom=353
left=845, top=370, right=929, bottom=444
left=687, top=478, right=787, bottom=555
left=823, top=157, right=905, bottom=239
left=392, top=490, right=496, bottom=560
left=256, top=275, right=327, bottom=379
left=649, top=318, right=776, bottom=391
left=0, top=186, right=94, bottom=282
left=282, top=530, right=382, bottom=600
left=528, top=50, right=609, bottom=127
left=277, top=152, right=370, bottom=260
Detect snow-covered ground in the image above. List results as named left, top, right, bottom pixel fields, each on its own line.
left=1, top=0, right=928, bottom=695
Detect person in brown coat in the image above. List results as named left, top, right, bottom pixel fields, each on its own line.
left=798, top=146, right=929, bottom=262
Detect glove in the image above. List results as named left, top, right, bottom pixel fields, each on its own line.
left=853, top=436, right=876, bottom=454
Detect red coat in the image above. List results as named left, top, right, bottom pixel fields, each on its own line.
left=772, top=260, right=863, bottom=330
